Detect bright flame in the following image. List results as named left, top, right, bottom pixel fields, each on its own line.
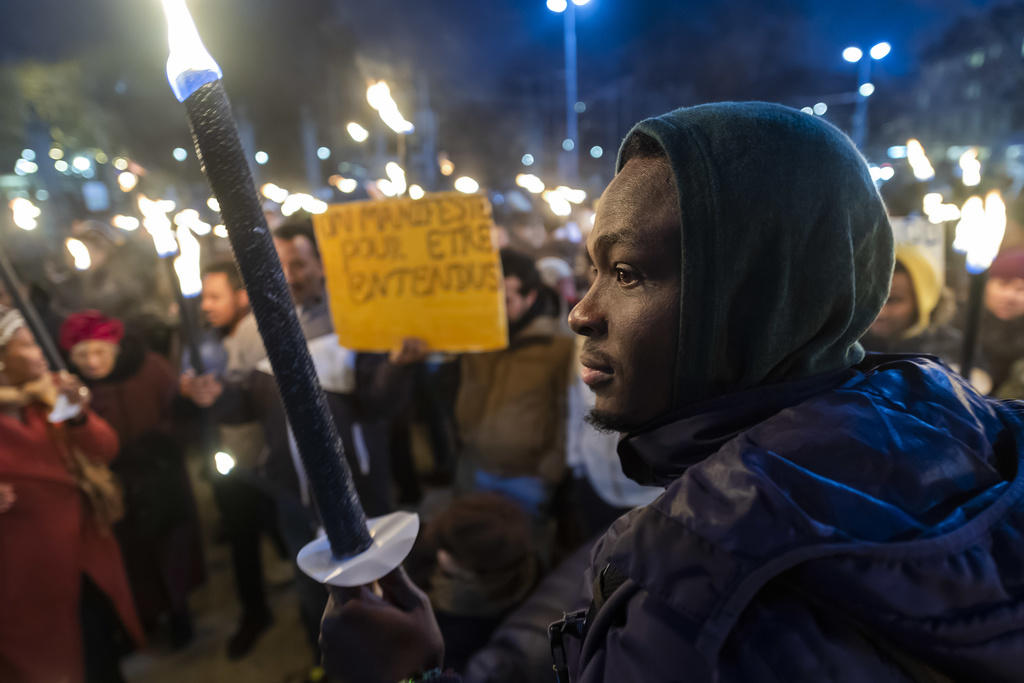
left=65, top=238, right=91, bottom=271
left=954, top=192, right=1007, bottom=273
left=213, top=224, right=228, bottom=238
left=454, top=176, right=479, bottom=194
left=174, top=208, right=212, bottom=236
left=376, top=179, right=397, bottom=197
left=409, top=184, right=425, bottom=200
left=117, top=171, right=138, bottom=192
left=260, top=183, right=289, bottom=204
left=174, top=223, right=203, bottom=297
left=207, top=196, right=220, bottom=212
left=9, top=198, right=41, bottom=231
left=332, top=176, right=358, bottom=194
left=515, top=173, right=546, bottom=194
left=347, top=122, right=369, bottom=143
left=280, top=193, right=328, bottom=217
left=160, top=0, right=223, bottom=102
left=214, top=451, right=236, bottom=475
left=959, top=148, right=981, bottom=187
left=112, top=215, right=140, bottom=231
left=366, top=81, right=414, bottom=134
left=542, top=190, right=572, bottom=217
left=922, top=193, right=961, bottom=224
left=138, top=194, right=178, bottom=257
left=555, top=186, right=586, bottom=204
left=906, top=139, right=935, bottom=181
left=385, top=162, right=407, bottom=196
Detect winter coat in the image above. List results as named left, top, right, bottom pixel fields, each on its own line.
left=456, top=314, right=574, bottom=483
left=0, top=408, right=144, bottom=683
left=562, top=356, right=1024, bottom=681
left=82, top=336, right=205, bottom=626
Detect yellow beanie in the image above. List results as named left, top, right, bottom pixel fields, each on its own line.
left=895, top=244, right=941, bottom=339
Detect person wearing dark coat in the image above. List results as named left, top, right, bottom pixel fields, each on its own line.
left=320, top=103, right=1024, bottom=683
left=62, top=310, right=204, bottom=647
left=973, top=247, right=1024, bottom=392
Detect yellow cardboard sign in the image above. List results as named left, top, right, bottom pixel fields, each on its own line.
left=312, top=192, right=509, bottom=353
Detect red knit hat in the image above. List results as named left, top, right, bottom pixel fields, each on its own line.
left=989, top=248, right=1024, bottom=281
left=60, top=310, right=124, bottom=351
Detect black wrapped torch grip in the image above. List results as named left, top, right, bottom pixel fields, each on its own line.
left=184, top=80, right=372, bottom=557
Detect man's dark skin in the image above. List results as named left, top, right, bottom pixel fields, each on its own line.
left=319, top=155, right=682, bottom=682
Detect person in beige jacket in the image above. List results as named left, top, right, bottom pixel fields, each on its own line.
left=455, top=249, right=574, bottom=516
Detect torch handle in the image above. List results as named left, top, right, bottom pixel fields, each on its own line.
left=184, top=81, right=372, bottom=557
left=0, top=246, right=66, bottom=371
left=960, top=270, right=988, bottom=381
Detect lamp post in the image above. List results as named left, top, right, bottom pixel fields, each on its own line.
left=843, top=41, right=890, bottom=149
left=547, top=0, right=590, bottom=183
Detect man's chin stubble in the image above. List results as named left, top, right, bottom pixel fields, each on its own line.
left=586, top=409, right=643, bottom=435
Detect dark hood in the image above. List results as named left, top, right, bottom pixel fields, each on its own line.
left=616, top=102, right=894, bottom=407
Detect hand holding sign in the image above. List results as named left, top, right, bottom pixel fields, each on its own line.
left=313, top=192, right=509, bottom=353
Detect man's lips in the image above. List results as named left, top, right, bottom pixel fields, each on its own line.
left=580, top=355, right=614, bottom=388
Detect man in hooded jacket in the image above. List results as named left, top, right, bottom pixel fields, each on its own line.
left=319, top=103, right=1024, bottom=682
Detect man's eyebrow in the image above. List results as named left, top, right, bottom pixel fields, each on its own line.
left=592, top=231, right=643, bottom=257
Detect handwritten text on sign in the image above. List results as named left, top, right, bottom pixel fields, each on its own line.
left=313, top=193, right=509, bottom=352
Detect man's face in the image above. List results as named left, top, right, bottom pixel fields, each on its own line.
left=504, top=275, right=538, bottom=324
left=869, top=270, right=917, bottom=339
left=274, top=236, right=324, bottom=307
left=70, top=339, right=119, bottom=381
left=1, top=327, right=48, bottom=386
left=569, top=157, right=681, bottom=432
left=985, top=277, right=1024, bottom=321
left=201, top=272, right=248, bottom=330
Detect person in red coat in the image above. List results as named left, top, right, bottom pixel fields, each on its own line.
left=0, top=306, right=144, bottom=683
left=61, top=310, right=205, bottom=648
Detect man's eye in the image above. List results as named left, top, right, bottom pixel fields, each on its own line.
left=615, top=267, right=639, bottom=286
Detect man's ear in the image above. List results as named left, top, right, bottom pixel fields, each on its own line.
left=525, top=288, right=539, bottom=309
left=237, top=289, right=250, bottom=309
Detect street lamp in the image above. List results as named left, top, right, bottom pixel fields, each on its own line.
left=843, top=41, right=890, bottom=148
left=547, top=0, right=591, bottom=182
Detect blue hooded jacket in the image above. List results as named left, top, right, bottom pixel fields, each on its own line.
left=560, top=104, right=1024, bottom=681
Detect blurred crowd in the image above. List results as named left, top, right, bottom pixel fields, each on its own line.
left=2, top=189, right=1024, bottom=682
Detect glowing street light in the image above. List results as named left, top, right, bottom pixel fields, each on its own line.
left=869, top=42, right=891, bottom=60
left=214, top=451, right=236, bottom=475
left=317, top=146, right=331, bottom=160
left=842, top=46, right=863, bottom=63
left=408, top=184, right=425, bottom=200
left=521, top=154, right=535, bottom=166
left=72, top=155, right=91, bottom=172
left=254, top=150, right=269, bottom=165
left=347, top=122, right=369, bottom=143
left=844, top=41, right=891, bottom=147
left=207, top=196, right=221, bottom=212
left=172, top=146, right=188, bottom=162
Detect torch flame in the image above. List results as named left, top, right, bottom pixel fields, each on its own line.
left=65, top=238, right=92, bottom=271
left=160, top=0, right=223, bottom=102
left=954, top=191, right=1007, bottom=274
left=139, top=194, right=179, bottom=257
left=174, top=224, right=203, bottom=297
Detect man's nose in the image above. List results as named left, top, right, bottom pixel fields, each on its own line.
left=568, top=289, right=606, bottom=337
